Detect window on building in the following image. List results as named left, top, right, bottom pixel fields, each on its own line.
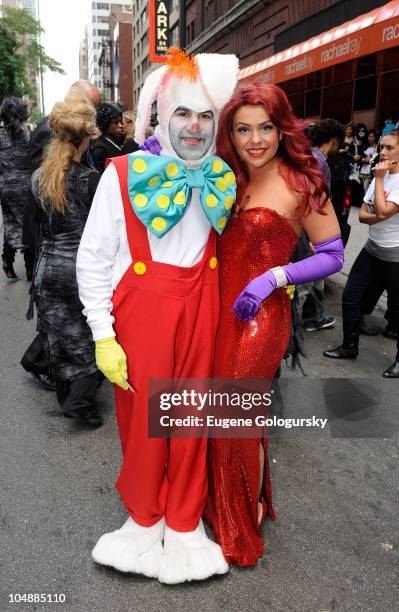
left=98, top=16, right=109, bottom=24
left=356, top=54, right=377, bottom=79
left=171, top=25, right=178, bottom=46
left=186, top=21, right=195, bottom=44
left=205, top=1, right=214, bottom=26
left=306, top=71, right=322, bottom=90
left=141, top=32, right=148, bottom=54
left=354, top=76, right=377, bottom=111
left=141, top=57, right=149, bottom=75
left=305, top=89, right=321, bottom=118
left=93, top=42, right=97, bottom=49
left=93, top=28, right=96, bottom=36
left=322, top=81, right=352, bottom=123
left=332, top=60, right=355, bottom=84
left=92, top=15, right=97, bottom=22
left=383, top=47, right=399, bottom=72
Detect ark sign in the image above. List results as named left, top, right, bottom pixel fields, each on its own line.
left=149, top=0, right=171, bottom=63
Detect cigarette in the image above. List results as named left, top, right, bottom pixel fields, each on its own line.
left=123, top=378, right=137, bottom=393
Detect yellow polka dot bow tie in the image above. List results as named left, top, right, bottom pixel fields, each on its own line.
left=128, top=154, right=237, bottom=237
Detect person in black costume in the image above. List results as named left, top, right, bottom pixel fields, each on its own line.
left=0, top=97, right=35, bottom=280
left=31, top=95, right=102, bottom=425
left=21, top=81, right=102, bottom=391
left=91, top=103, right=138, bottom=173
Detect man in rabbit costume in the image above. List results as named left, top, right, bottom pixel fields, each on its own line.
left=76, top=49, right=239, bottom=583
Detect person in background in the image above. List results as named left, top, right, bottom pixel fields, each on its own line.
left=21, top=81, right=102, bottom=391
left=91, top=103, right=138, bottom=173
left=323, top=129, right=399, bottom=378
left=0, top=97, right=35, bottom=281
left=32, top=96, right=103, bottom=425
left=298, top=118, right=344, bottom=332
left=328, top=145, right=351, bottom=245
left=90, top=103, right=124, bottom=173
left=346, top=123, right=367, bottom=207
left=382, top=114, right=396, bottom=136
left=122, top=110, right=139, bottom=154
left=122, top=110, right=135, bottom=139
left=360, top=129, right=379, bottom=192
left=29, top=80, right=102, bottom=172
left=339, top=122, right=355, bottom=163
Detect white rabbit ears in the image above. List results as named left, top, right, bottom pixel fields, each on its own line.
left=134, top=65, right=168, bottom=145
left=134, top=49, right=239, bottom=145
left=196, top=53, right=239, bottom=111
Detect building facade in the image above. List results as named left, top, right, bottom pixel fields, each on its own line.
left=132, top=0, right=151, bottom=108
left=183, top=0, right=395, bottom=128
left=79, top=27, right=89, bottom=81
left=110, top=6, right=133, bottom=109
left=87, top=0, right=131, bottom=94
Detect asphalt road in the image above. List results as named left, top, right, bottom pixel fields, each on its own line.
left=1, top=216, right=398, bottom=612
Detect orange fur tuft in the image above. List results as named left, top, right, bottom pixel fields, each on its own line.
left=166, top=47, right=198, bottom=81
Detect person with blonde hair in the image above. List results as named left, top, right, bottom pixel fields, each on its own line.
left=122, top=110, right=135, bottom=140
left=21, top=81, right=102, bottom=392
left=31, top=96, right=102, bottom=426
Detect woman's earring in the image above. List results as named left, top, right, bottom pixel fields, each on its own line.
left=279, top=133, right=283, bottom=141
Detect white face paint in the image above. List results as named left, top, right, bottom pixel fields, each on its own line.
left=168, top=106, right=215, bottom=160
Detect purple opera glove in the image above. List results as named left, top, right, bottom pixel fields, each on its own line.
left=232, top=235, right=344, bottom=321
left=139, top=135, right=161, bottom=156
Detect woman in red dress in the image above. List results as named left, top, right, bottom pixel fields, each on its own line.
left=206, top=83, right=343, bottom=566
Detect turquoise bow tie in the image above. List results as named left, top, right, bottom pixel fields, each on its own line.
left=127, top=154, right=236, bottom=237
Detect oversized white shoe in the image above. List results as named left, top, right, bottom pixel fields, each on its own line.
left=92, top=516, right=164, bottom=577
left=158, top=519, right=229, bottom=584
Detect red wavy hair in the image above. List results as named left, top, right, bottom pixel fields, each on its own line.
left=216, top=81, right=328, bottom=217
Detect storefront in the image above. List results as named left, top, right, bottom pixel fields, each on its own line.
left=238, top=0, right=399, bottom=129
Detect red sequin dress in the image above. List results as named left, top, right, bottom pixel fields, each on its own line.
left=205, top=207, right=298, bottom=566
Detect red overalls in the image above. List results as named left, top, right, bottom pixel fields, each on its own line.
left=111, top=155, right=219, bottom=532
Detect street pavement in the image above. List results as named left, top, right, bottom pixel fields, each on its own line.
left=1, top=208, right=398, bottom=612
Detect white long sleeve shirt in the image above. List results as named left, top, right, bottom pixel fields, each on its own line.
left=76, top=162, right=211, bottom=340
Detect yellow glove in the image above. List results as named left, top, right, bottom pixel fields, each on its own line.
left=95, top=337, right=129, bottom=390
left=284, top=284, right=296, bottom=300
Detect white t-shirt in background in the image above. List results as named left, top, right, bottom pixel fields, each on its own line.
left=364, top=173, right=399, bottom=248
